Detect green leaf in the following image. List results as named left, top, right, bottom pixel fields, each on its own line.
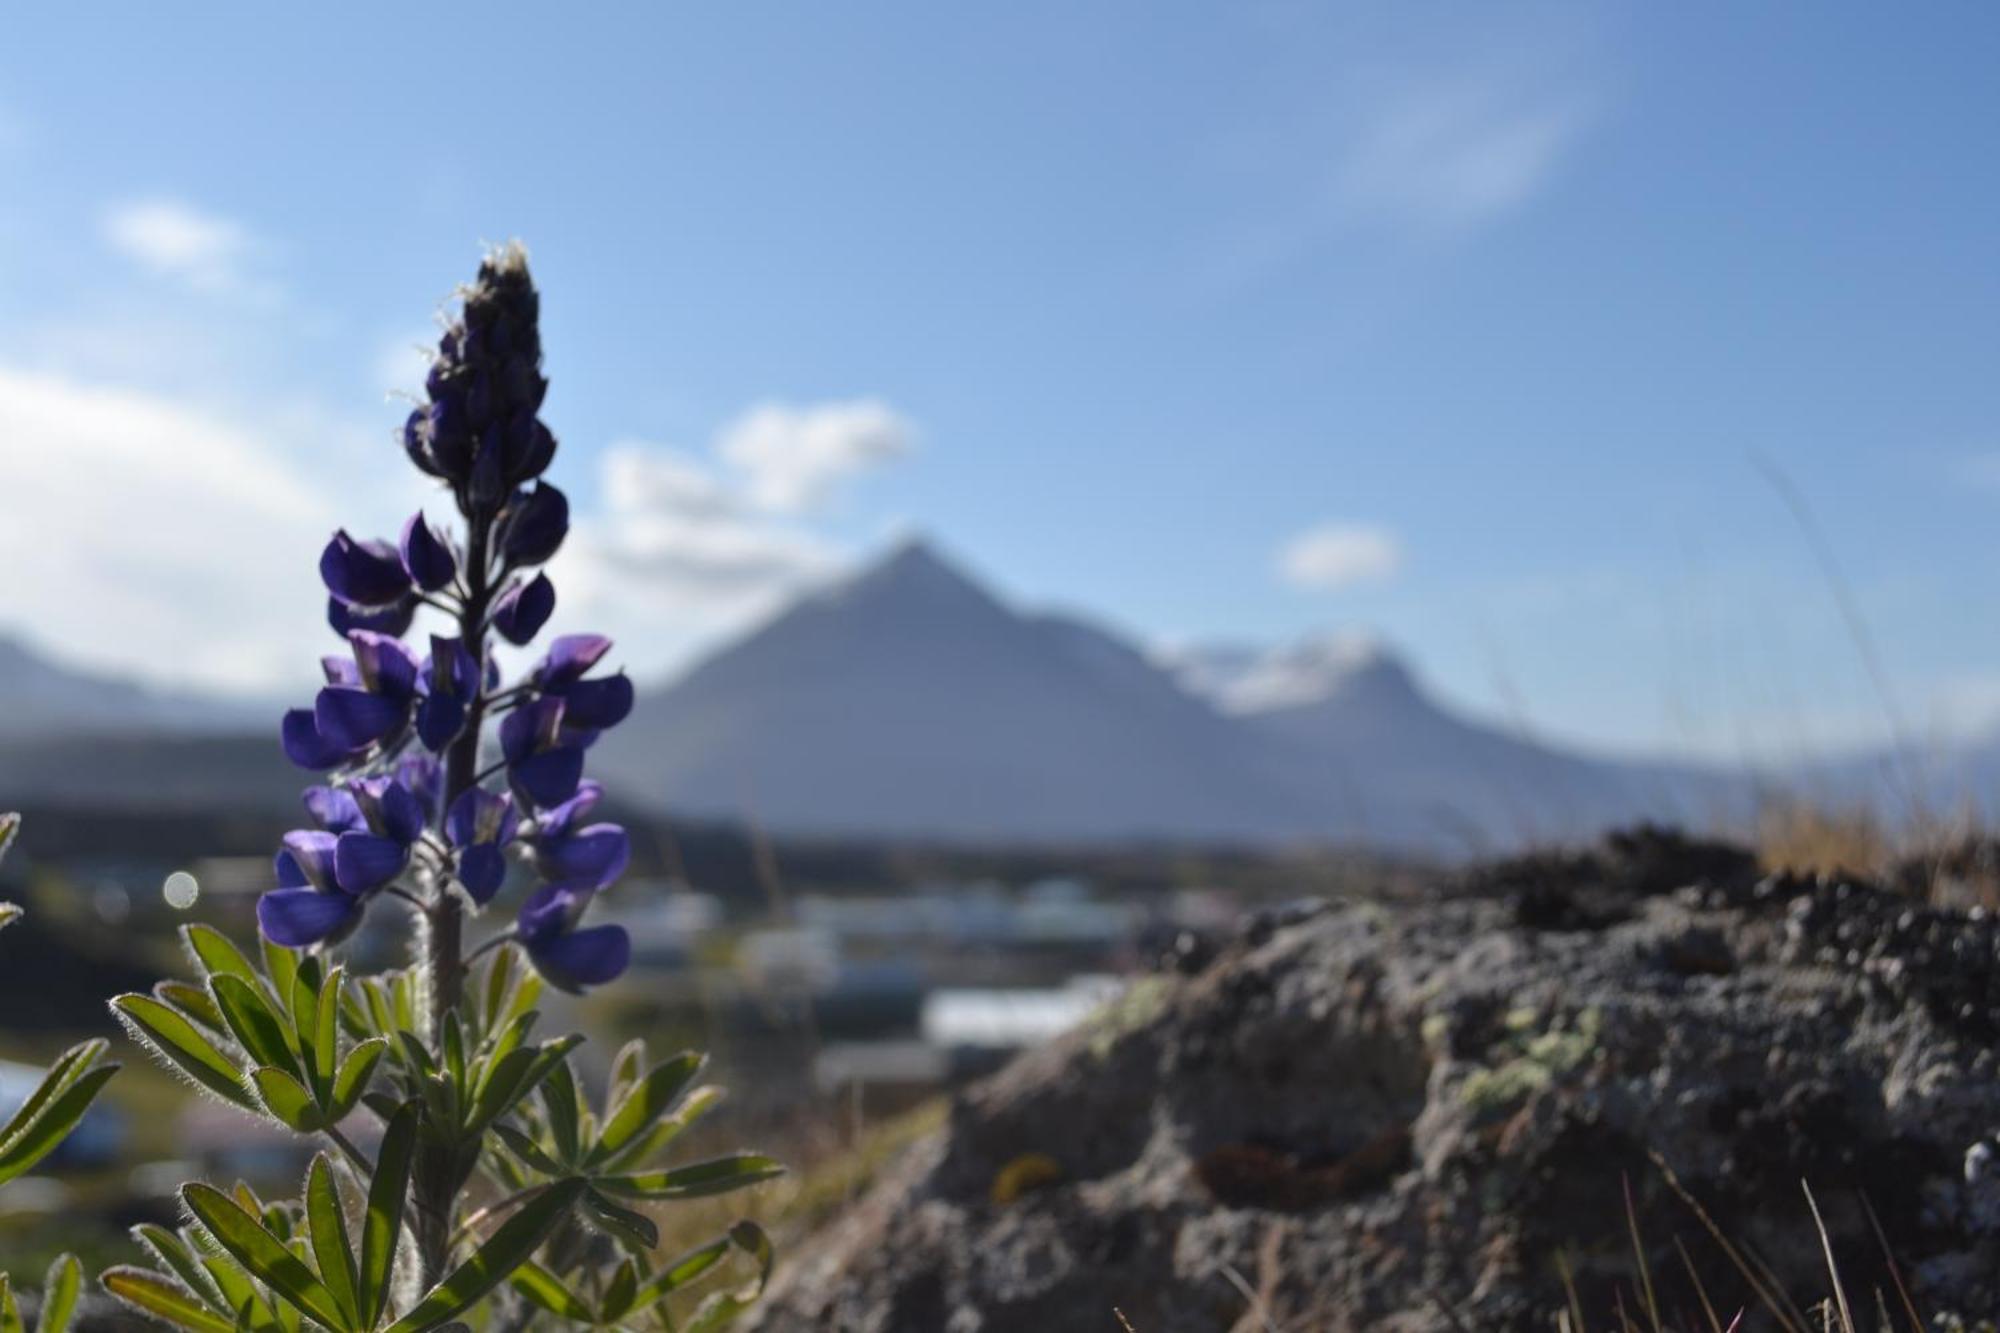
left=249, top=1067, right=323, bottom=1133
left=384, top=1177, right=586, bottom=1333
left=0, top=903, right=19, bottom=935
left=506, top=1261, right=594, bottom=1322
left=581, top=1187, right=659, bottom=1251
left=490, top=1124, right=565, bottom=1178
left=538, top=1061, right=581, bottom=1164
left=100, top=1269, right=236, bottom=1333
left=304, top=1156, right=361, bottom=1328
left=0, top=1048, right=118, bottom=1188
left=211, top=976, right=301, bottom=1076
left=331, top=1038, right=386, bottom=1120
left=309, top=966, right=343, bottom=1102
left=604, top=1084, right=725, bottom=1173
left=113, top=994, right=254, bottom=1108
left=180, top=1183, right=347, bottom=1332
left=587, top=1052, right=704, bottom=1168
left=0, top=1273, right=18, bottom=1333
left=260, top=938, right=300, bottom=1015
left=130, top=1225, right=222, bottom=1312
left=597, top=1153, right=786, bottom=1201
left=598, top=1259, right=640, bottom=1322
left=681, top=1223, right=776, bottom=1333
left=198, top=1250, right=275, bottom=1329
left=0, top=813, right=19, bottom=872
left=629, top=1234, right=733, bottom=1312
left=155, top=981, right=226, bottom=1033
left=37, top=1255, right=81, bottom=1333
left=607, top=1038, right=648, bottom=1107
left=360, top=1104, right=418, bottom=1329
left=181, top=924, right=259, bottom=989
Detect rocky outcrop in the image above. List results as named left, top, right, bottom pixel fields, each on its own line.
left=750, top=829, right=2000, bottom=1331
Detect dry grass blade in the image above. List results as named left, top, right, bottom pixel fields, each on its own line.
left=1859, top=1191, right=1923, bottom=1333
left=1555, top=1247, right=1587, bottom=1333
left=1648, top=1150, right=1807, bottom=1333
left=1673, top=1233, right=1725, bottom=1333
left=1802, top=1182, right=1856, bottom=1333
left=1624, top=1173, right=1662, bottom=1332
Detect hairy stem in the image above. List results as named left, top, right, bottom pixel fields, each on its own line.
left=412, top=500, right=496, bottom=1289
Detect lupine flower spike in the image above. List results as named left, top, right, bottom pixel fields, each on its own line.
left=266, top=243, right=635, bottom=991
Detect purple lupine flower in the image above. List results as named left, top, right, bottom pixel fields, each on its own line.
left=310, top=631, right=422, bottom=755
left=499, top=484, right=568, bottom=566
left=400, top=513, right=458, bottom=592
left=258, top=831, right=363, bottom=947
left=491, top=572, right=555, bottom=645
left=515, top=884, right=629, bottom=992
left=498, top=696, right=588, bottom=808
left=445, top=786, right=519, bottom=905
left=531, top=819, right=630, bottom=893
left=415, top=635, right=479, bottom=751
left=321, top=530, right=413, bottom=607
left=531, top=633, right=634, bottom=730
left=328, top=595, right=417, bottom=640
left=395, top=752, right=444, bottom=823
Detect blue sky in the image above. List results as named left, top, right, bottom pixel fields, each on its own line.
left=1, top=4, right=1997, bottom=762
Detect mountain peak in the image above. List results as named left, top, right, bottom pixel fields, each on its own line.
left=1165, top=633, right=1423, bottom=715
left=832, top=535, right=1001, bottom=611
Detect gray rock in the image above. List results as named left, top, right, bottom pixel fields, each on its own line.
left=749, top=838, right=2000, bottom=1331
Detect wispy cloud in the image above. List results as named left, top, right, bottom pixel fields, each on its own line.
left=716, top=398, right=916, bottom=513
left=1277, top=522, right=1403, bottom=590
left=102, top=198, right=271, bottom=297
left=1333, top=65, right=1596, bottom=233
left=555, top=400, right=917, bottom=675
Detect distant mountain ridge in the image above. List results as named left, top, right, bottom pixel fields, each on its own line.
left=8, top=539, right=1976, bottom=851
left=591, top=539, right=1751, bottom=852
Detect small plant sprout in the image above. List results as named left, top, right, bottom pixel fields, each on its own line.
left=98, top=247, right=779, bottom=1331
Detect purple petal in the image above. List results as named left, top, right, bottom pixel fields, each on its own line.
left=321, top=656, right=360, bottom=687
left=535, top=781, right=603, bottom=841
left=500, top=484, right=568, bottom=567
left=333, top=831, right=408, bottom=896
left=258, top=889, right=361, bottom=948
left=302, top=786, right=364, bottom=834
left=491, top=573, right=555, bottom=646
left=400, top=513, right=458, bottom=592
left=282, top=709, right=350, bottom=770
left=277, top=830, right=339, bottom=892
left=329, top=594, right=416, bottom=640
left=417, top=693, right=465, bottom=752
left=499, top=697, right=564, bottom=763
left=374, top=779, right=427, bottom=846
left=558, top=673, right=633, bottom=730
left=315, top=686, right=408, bottom=752
left=509, top=746, right=584, bottom=809
left=320, top=530, right=412, bottom=607
left=351, top=632, right=420, bottom=700
left=538, top=822, right=630, bottom=892
left=396, top=754, right=442, bottom=819
left=516, top=883, right=585, bottom=944
left=457, top=844, right=507, bottom=905
left=528, top=924, right=630, bottom=992
left=536, top=634, right=611, bottom=689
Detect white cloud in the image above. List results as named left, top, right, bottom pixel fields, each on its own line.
left=0, top=366, right=341, bottom=692
left=1335, top=68, right=1595, bottom=232
left=716, top=398, right=915, bottom=513
left=102, top=199, right=267, bottom=295
left=553, top=404, right=915, bottom=675
left=1278, top=522, right=1403, bottom=590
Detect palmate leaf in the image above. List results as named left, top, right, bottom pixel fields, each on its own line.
left=0, top=1040, right=119, bottom=1188
left=507, top=1261, right=594, bottom=1322
left=0, top=903, right=18, bottom=934
left=384, top=1176, right=586, bottom=1333
left=580, top=1187, right=659, bottom=1251
left=0, top=1274, right=17, bottom=1333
